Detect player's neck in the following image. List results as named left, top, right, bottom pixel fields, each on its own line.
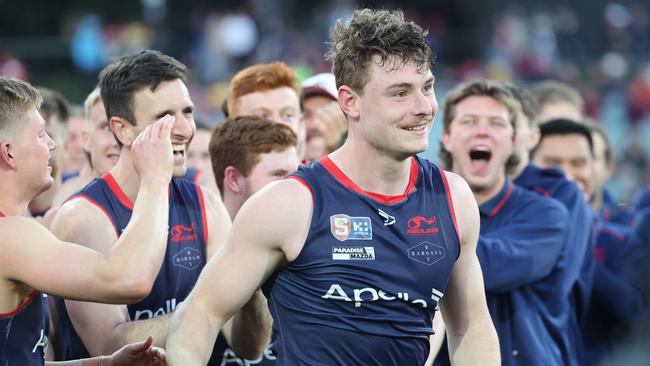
left=107, top=149, right=141, bottom=202
left=329, top=142, right=414, bottom=196
left=0, top=193, right=26, bottom=216
left=222, top=191, right=244, bottom=221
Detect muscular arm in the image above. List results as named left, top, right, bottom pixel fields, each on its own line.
left=50, top=198, right=170, bottom=354
left=200, top=189, right=274, bottom=359
left=439, top=172, right=500, bottom=366
left=167, top=179, right=312, bottom=365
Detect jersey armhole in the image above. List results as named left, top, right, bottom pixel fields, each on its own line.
left=438, top=168, right=461, bottom=243
left=66, top=195, right=120, bottom=237
left=0, top=291, right=38, bottom=317
left=196, top=185, right=209, bottom=247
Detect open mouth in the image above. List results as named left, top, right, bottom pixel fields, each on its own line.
left=172, top=144, right=186, bottom=162
left=468, top=146, right=492, bottom=173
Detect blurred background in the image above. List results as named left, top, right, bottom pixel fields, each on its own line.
left=2, top=0, right=649, bottom=202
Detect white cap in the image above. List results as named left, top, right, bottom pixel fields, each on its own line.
left=301, top=73, right=338, bottom=102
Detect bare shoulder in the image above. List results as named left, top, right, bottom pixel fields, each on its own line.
left=235, top=178, right=314, bottom=261
left=0, top=216, right=53, bottom=271
left=50, top=196, right=117, bottom=250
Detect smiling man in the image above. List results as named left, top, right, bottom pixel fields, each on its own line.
left=167, top=9, right=499, bottom=366
left=436, top=79, right=570, bottom=366
left=49, top=50, right=268, bottom=362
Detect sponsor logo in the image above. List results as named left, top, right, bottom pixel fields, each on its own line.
left=377, top=208, right=396, bottom=226
left=173, top=247, right=202, bottom=270
left=32, top=328, right=48, bottom=353
left=408, top=241, right=445, bottom=265
left=330, top=214, right=372, bottom=241
left=322, top=283, right=441, bottom=308
left=406, top=215, right=439, bottom=236
left=332, top=246, right=376, bottom=261
left=132, top=298, right=178, bottom=320
left=220, top=346, right=276, bottom=365
left=170, top=223, right=198, bottom=243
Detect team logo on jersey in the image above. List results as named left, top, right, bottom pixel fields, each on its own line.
left=377, top=208, right=396, bottom=226
left=330, top=214, right=372, bottom=241
left=332, top=246, right=376, bottom=260
left=406, top=215, right=439, bottom=236
left=407, top=241, right=445, bottom=265
left=172, top=247, right=202, bottom=270
left=170, top=223, right=198, bottom=243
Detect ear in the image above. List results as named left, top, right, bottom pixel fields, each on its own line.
left=110, top=117, right=135, bottom=147
left=0, top=141, right=17, bottom=169
left=81, top=125, right=90, bottom=153
left=441, top=131, right=452, bottom=152
left=528, top=126, right=541, bottom=150
left=338, top=86, right=359, bottom=121
left=224, top=166, right=244, bottom=194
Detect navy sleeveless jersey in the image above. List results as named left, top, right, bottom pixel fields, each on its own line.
left=261, top=156, right=461, bottom=365
left=0, top=291, right=50, bottom=365
left=54, top=172, right=208, bottom=359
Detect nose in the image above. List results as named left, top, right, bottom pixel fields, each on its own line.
left=171, top=114, right=194, bottom=141
left=46, top=132, right=58, bottom=151
left=412, top=90, right=435, bottom=117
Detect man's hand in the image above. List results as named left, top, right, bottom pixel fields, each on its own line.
left=102, top=336, right=167, bottom=366
left=131, top=115, right=174, bottom=184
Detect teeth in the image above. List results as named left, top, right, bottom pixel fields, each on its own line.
left=405, top=125, right=426, bottom=131
left=172, top=144, right=185, bottom=152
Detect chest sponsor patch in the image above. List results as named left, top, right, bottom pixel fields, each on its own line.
left=330, top=214, right=372, bottom=241
left=332, top=246, right=376, bottom=261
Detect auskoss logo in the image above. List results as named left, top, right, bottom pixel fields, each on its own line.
left=322, top=284, right=443, bottom=308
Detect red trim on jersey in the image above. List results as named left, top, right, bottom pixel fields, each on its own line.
left=439, top=168, right=461, bottom=242
left=102, top=173, right=134, bottom=210
left=196, top=185, right=209, bottom=246
left=488, top=183, right=513, bottom=218
left=67, top=194, right=120, bottom=237
left=286, top=176, right=314, bottom=201
left=0, top=291, right=38, bottom=318
left=193, top=170, right=202, bottom=184
left=0, top=211, right=4, bottom=217
left=320, top=156, right=418, bottom=204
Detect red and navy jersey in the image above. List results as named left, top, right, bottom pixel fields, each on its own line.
left=0, top=211, right=50, bottom=365
left=0, top=291, right=50, bottom=365
left=261, top=156, right=460, bottom=365
left=53, top=172, right=208, bottom=359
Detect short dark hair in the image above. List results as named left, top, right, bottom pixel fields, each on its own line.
left=209, top=115, right=298, bottom=194
left=325, top=9, right=433, bottom=94
left=584, top=119, right=612, bottom=166
left=99, top=50, right=188, bottom=126
left=439, top=79, right=520, bottom=171
left=534, top=118, right=594, bottom=157
left=0, top=76, right=42, bottom=136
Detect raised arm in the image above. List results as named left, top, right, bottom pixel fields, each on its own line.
left=1, top=116, right=174, bottom=303
left=438, top=172, right=500, bottom=366
left=166, top=179, right=312, bottom=365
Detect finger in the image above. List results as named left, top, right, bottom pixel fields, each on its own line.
left=159, top=114, right=175, bottom=140
left=153, top=114, right=174, bottom=140
left=120, top=336, right=152, bottom=355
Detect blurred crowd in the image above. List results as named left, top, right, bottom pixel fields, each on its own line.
left=4, top=1, right=648, bottom=202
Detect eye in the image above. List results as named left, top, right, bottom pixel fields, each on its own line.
left=393, top=90, right=408, bottom=97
